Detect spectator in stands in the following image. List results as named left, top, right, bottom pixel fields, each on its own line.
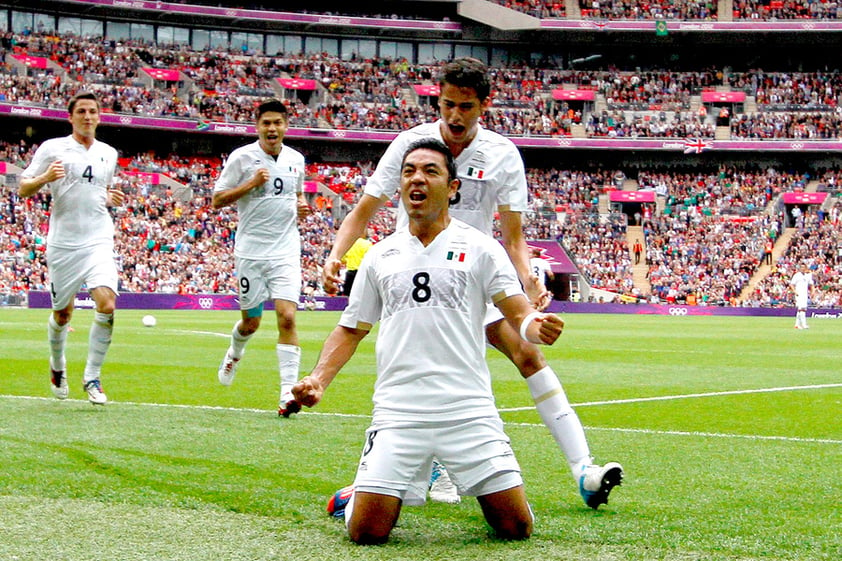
left=321, top=57, right=623, bottom=509
left=211, top=99, right=311, bottom=417
left=17, top=92, right=123, bottom=406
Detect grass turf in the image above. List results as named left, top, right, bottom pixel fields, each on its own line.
left=0, top=308, right=840, bottom=560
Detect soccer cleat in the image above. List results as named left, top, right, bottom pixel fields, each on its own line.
left=579, top=462, right=624, bottom=509
left=83, top=379, right=107, bottom=405
left=429, top=461, right=460, bottom=504
left=278, top=399, right=301, bottom=418
left=217, top=349, right=240, bottom=386
left=327, top=485, right=354, bottom=518
left=50, top=369, right=69, bottom=400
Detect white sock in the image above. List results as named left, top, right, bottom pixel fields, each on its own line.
left=229, top=321, right=252, bottom=359
left=277, top=344, right=301, bottom=403
left=526, top=366, right=593, bottom=478
left=84, top=312, right=113, bottom=382
left=344, top=489, right=356, bottom=531
left=48, top=315, right=68, bottom=371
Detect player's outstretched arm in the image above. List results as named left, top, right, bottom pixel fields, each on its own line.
left=498, top=210, right=550, bottom=311
left=322, top=193, right=385, bottom=294
left=496, top=294, right=564, bottom=346
left=293, top=325, right=369, bottom=407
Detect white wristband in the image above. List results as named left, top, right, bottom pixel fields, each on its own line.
left=519, top=312, right=541, bottom=342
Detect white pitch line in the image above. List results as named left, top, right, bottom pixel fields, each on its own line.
left=2, top=394, right=840, bottom=445
left=174, top=329, right=231, bottom=338
left=498, top=383, right=842, bottom=412
left=506, top=423, right=842, bottom=445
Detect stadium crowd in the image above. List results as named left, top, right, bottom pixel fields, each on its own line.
left=3, top=135, right=840, bottom=307
left=5, top=31, right=842, bottom=142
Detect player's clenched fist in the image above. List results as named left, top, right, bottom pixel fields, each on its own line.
left=45, top=160, right=67, bottom=182
left=252, top=167, right=270, bottom=187
left=293, top=376, right=324, bottom=408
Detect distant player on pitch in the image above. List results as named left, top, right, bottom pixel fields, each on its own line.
left=294, top=139, right=564, bottom=544
left=213, top=99, right=310, bottom=417
left=19, top=92, right=123, bottom=405
left=790, top=262, right=814, bottom=329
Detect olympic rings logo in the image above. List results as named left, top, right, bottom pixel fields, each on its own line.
left=668, top=307, right=688, bottom=316
left=120, top=116, right=133, bottom=124
left=198, top=297, right=214, bottom=309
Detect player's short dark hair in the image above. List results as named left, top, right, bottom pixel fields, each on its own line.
left=68, top=92, right=99, bottom=114
left=438, top=57, right=491, bottom=101
left=256, top=99, right=288, bottom=120
left=402, top=138, right=457, bottom=181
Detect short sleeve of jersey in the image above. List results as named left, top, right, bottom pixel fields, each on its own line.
left=488, top=133, right=528, bottom=212
left=364, top=123, right=440, bottom=201
left=21, top=138, right=59, bottom=180
left=214, top=145, right=250, bottom=194
left=481, top=234, right=524, bottom=302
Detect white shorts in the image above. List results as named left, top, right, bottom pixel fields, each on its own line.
left=352, top=416, right=523, bottom=506
left=235, top=257, right=301, bottom=310
left=795, top=296, right=808, bottom=310
left=47, top=244, right=119, bottom=310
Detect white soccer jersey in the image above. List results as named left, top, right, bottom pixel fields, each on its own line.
left=21, top=135, right=118, bottom=250
left=364, top=121, right=528, bottom=235
left=339, top=219, right=525, bottom=424
left=214, top=141, right=305, bottom=260
left=791, top=270, right=813, bottom=306
left=531, top=256, right=552, bottom=283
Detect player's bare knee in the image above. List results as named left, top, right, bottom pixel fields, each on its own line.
left=513, top=344, right=547, bottom=377
left=239, top=317, right=260, bottom=335
left=54, top=310, right=72, bottom=325
left=347, top=520, right=391, bottom=545
left=96, top=302, right=116, bottom=315
left=492, top=516, right=532, bottom=541
left=276, top=312, right=296, bottom=333
left=348, top=528, right=390, bottom=546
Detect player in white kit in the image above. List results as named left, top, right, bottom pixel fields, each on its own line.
left=213, top=99, right=311, bottom=416
left=19, top=92, right=124, bottom=405
left=790, top=263, right=814, bottom=329
left=295, top=139, right=565, bottom=544
left=321, top=58, right=622, bottom=509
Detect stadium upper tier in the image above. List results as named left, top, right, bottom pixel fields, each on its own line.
left=2, top=32, right=842, bottom=150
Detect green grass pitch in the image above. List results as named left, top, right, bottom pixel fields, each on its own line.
left=0, top=308, right=840, bottom=560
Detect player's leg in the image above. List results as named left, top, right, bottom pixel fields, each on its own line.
left=345, top=491, right=401, bottom=545
left=274, top=298, right=301, bottom=417
left=83, top=284, right=117, bottom=405
left=485, top=318, right=623, bottom=508
left=48, top=304, right=73, bottom=399
left=267, top=260, right=303, bottom=416
left=476, top=485, right=533, bottom=541
left=46, top=248, right=82, bottom=399
left=70, top=246, right=119, bottom=404
left=439, top=417, right=530, bottom=539
left=344, top=425, right=428, bottom=544
left=218, top=259, right=262, bottom=385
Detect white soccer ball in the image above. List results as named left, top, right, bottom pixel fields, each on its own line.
left=142, top=314, right=157, bottom=328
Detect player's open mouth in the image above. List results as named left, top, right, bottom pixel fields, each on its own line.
left=447, top=124, right=465, bottom=135
left=408, top=191, right=426, bottom=202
